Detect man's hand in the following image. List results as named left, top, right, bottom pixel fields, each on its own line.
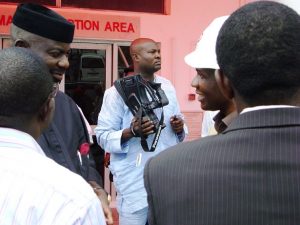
left=89, top=181, right=113, bottom=225
left=170, top=115, right=184, bottom=134
left=131, top=116, right=155, bottom=137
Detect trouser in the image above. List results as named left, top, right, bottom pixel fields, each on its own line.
left=118, top=206, right=148, bottom=225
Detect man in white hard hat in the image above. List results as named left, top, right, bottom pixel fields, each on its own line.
left=185, top=16, right=237, bottom=136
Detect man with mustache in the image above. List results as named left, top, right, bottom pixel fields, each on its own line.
left=95, top=38, right=186, bottom=225
left=10, top=3, right=112, bottom=224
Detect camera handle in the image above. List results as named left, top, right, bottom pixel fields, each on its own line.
left=114, top=74, right=168, bottom=152
left=135, top=106, right=165, bottom=152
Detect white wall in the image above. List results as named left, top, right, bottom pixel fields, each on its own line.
left=274, top=0, right=300, bottom=13
left=136, top=0, right=241, bottom=111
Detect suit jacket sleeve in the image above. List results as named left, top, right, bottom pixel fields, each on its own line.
left=86, top=152, right=103, bottom=186
left=38, top=92, right=103, bottom=187
left=144, top=157, right=157, bottom=225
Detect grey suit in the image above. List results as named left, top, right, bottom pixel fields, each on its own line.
left=144, top=108, right=300, bottom=225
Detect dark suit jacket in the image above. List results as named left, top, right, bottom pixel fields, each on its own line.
left=144, top=108, right=300, bottom=225
left=38, top=91, right=102, bottom=186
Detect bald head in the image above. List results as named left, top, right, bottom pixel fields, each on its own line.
left=130, top=38, right=161, bottom=78
left=130, top=38, right=157, bottom=55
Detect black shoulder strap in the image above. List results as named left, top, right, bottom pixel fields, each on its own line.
left=114, top=75, right=142, bottom=116
left=114, top=78, right=130, bottom=108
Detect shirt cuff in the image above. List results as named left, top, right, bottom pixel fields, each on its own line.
left=176, top=131, right=185, bottom=142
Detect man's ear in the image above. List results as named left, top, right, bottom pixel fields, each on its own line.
left=14, top=39, right=30, bottom=48
left=215, top=69, right=234, bottom=100
left=131, top=53, right=139, bottom=62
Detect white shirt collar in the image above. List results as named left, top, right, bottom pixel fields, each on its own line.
left=241, top=105, right=296, bottom=114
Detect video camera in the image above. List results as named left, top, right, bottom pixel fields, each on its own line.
left=114, top=74, right=169, bottom=151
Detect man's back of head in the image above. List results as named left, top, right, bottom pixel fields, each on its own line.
left=144, top=2, right=300, bottom=225
left=0, top=47, right=54, bottom=138
left=0, top=47, right=106, bottom=225
left=216, top=1, right=300, bottom=108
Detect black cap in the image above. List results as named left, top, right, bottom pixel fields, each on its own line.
left=12, top=3, right=75, bottom=43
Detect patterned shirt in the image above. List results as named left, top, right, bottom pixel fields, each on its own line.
left=0, top=128, right=105, bottom=225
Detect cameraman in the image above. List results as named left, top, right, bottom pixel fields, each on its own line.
left=95, top=38, right=187, bottom=225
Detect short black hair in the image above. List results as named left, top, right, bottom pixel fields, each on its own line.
left=0, top=47, right=53, bottom=118
left=216, top=1, right=300, bottom=105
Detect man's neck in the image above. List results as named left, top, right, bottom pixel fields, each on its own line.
left=220, top=102, right=236, bottom=117
left=137, top=71, right=155, bottom=81
left=0, top=117, right=38, bottom=139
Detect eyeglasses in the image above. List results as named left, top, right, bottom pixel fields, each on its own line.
left=50, top=82, right=59, bottom=98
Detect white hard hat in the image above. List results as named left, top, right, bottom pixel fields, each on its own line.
left=184, top=15, right=229, bottom=69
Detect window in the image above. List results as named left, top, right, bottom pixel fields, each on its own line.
left=0, top=0, right=55, bottom=6
left=82, top=57, right=104, bottom=69
left=62, top=0, right=166, bottom=14
left=1, top=0, right=168, bottom=14
left=65, top=48, right=107, bottom=125
left=118, top=45, right=133, bottom=78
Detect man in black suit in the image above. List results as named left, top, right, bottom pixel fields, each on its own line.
left=144, top=1, right=300, bottom=225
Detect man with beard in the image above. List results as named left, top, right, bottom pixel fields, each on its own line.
left=95, top=38, right=186, bottom=225
left=10, top=3, right=112, bottom=224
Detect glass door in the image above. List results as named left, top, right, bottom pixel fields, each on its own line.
left=63, top=42, right=112, bottom=126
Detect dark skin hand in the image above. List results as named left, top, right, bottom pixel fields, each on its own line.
left=122, top=116, right=155, bottom=142
left=122, top=115, right=184, bottom=142
left=131, top=116, right=155, bottom=136
left=170, top=115, right=184, bottom=134
left=89, top=181, right=113, bottom=225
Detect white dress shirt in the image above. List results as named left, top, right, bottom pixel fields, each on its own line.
left=0, top=128, right=105, bottom=225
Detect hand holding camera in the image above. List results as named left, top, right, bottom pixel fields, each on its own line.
left=115, top=74, right=169, bottom=151
left=130, top=116, right=156, bottom=138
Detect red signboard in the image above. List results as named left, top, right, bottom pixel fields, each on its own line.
left=0, top=5, right=140, bottom=40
